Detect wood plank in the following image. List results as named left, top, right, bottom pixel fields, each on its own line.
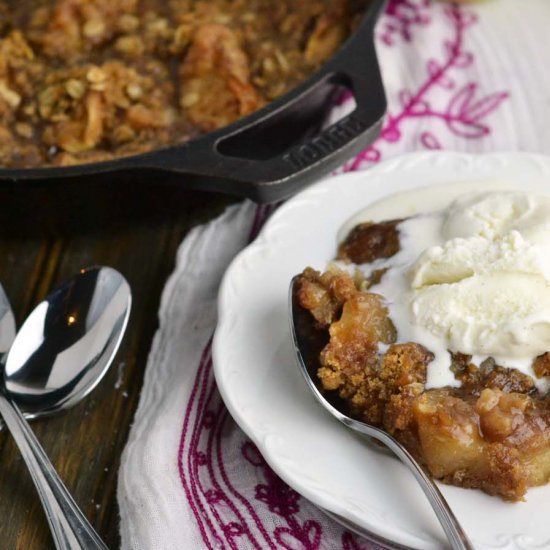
left=0, top=182, right=237, bottom=548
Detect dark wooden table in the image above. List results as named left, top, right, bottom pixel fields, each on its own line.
left=0, top=181, right=237, bottom=549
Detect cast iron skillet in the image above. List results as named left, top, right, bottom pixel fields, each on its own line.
left=0, top=0, right=387, bottom=204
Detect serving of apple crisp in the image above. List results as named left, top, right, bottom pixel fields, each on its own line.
left=295, top=190, right=550, bottom=501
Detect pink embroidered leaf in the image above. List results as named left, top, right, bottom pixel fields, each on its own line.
left=444, top=39, right=460, bottom=59
left=426, top=58, right=455, bottom=88
left=224, top=522, right=244, bottom=536
left=204, top=489, right=223, bottom=504
left=420, top=131, right=442, bottom=150
left=437, top=75, right=455, bottom=89
left=409, top=98, right=431, bottom=115
left=453, top=51, right=474, bottom=68
left=363, top=146, right=382, bottom=162
left=461, top=92, right=509, bottom=122
left=427, top=58, right=441, bottom=77
left=447, top=84, right=508, bottom=135
left=381, top=126, right=401, bottom=143
left=447, top=83, right=478, bottom=117
left=447, top=119, right=490, bottom=139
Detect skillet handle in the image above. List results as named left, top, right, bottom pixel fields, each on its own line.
left=156, top=5, right=387, bottom=203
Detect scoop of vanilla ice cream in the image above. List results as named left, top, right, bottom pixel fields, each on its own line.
left=409, top=191, right=550, bottom=359
left=443, top=191, right=550, bottom=246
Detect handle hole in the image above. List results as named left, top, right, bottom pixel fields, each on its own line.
left=216, top=74, right=353, bottom=161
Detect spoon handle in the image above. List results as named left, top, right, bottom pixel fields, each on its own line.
left=342, top=417, right=474, bottom=550
left=0, top=393, right=108, bottom=550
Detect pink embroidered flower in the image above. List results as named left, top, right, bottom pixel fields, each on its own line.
left=349, top=2, right=508, bottom=171
left=379, top=0, right=431, bottom=45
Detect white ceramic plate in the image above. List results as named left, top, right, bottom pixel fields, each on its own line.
left=213, top=152, right=550, bottom=550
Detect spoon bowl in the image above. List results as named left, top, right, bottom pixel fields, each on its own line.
left=289, top=276, right=473, bottom=550
left=5, top=266, right=131, bottom=416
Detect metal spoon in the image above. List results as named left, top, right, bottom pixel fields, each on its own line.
left=289, top=277, right=474, bottom=550
left=0, top=266, right=131, bottom=550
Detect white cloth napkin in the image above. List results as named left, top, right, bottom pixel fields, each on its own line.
left=118, top=1, right=550, bottom=548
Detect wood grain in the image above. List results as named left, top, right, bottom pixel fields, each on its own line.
left=0, top=182, right=237, bottom=549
